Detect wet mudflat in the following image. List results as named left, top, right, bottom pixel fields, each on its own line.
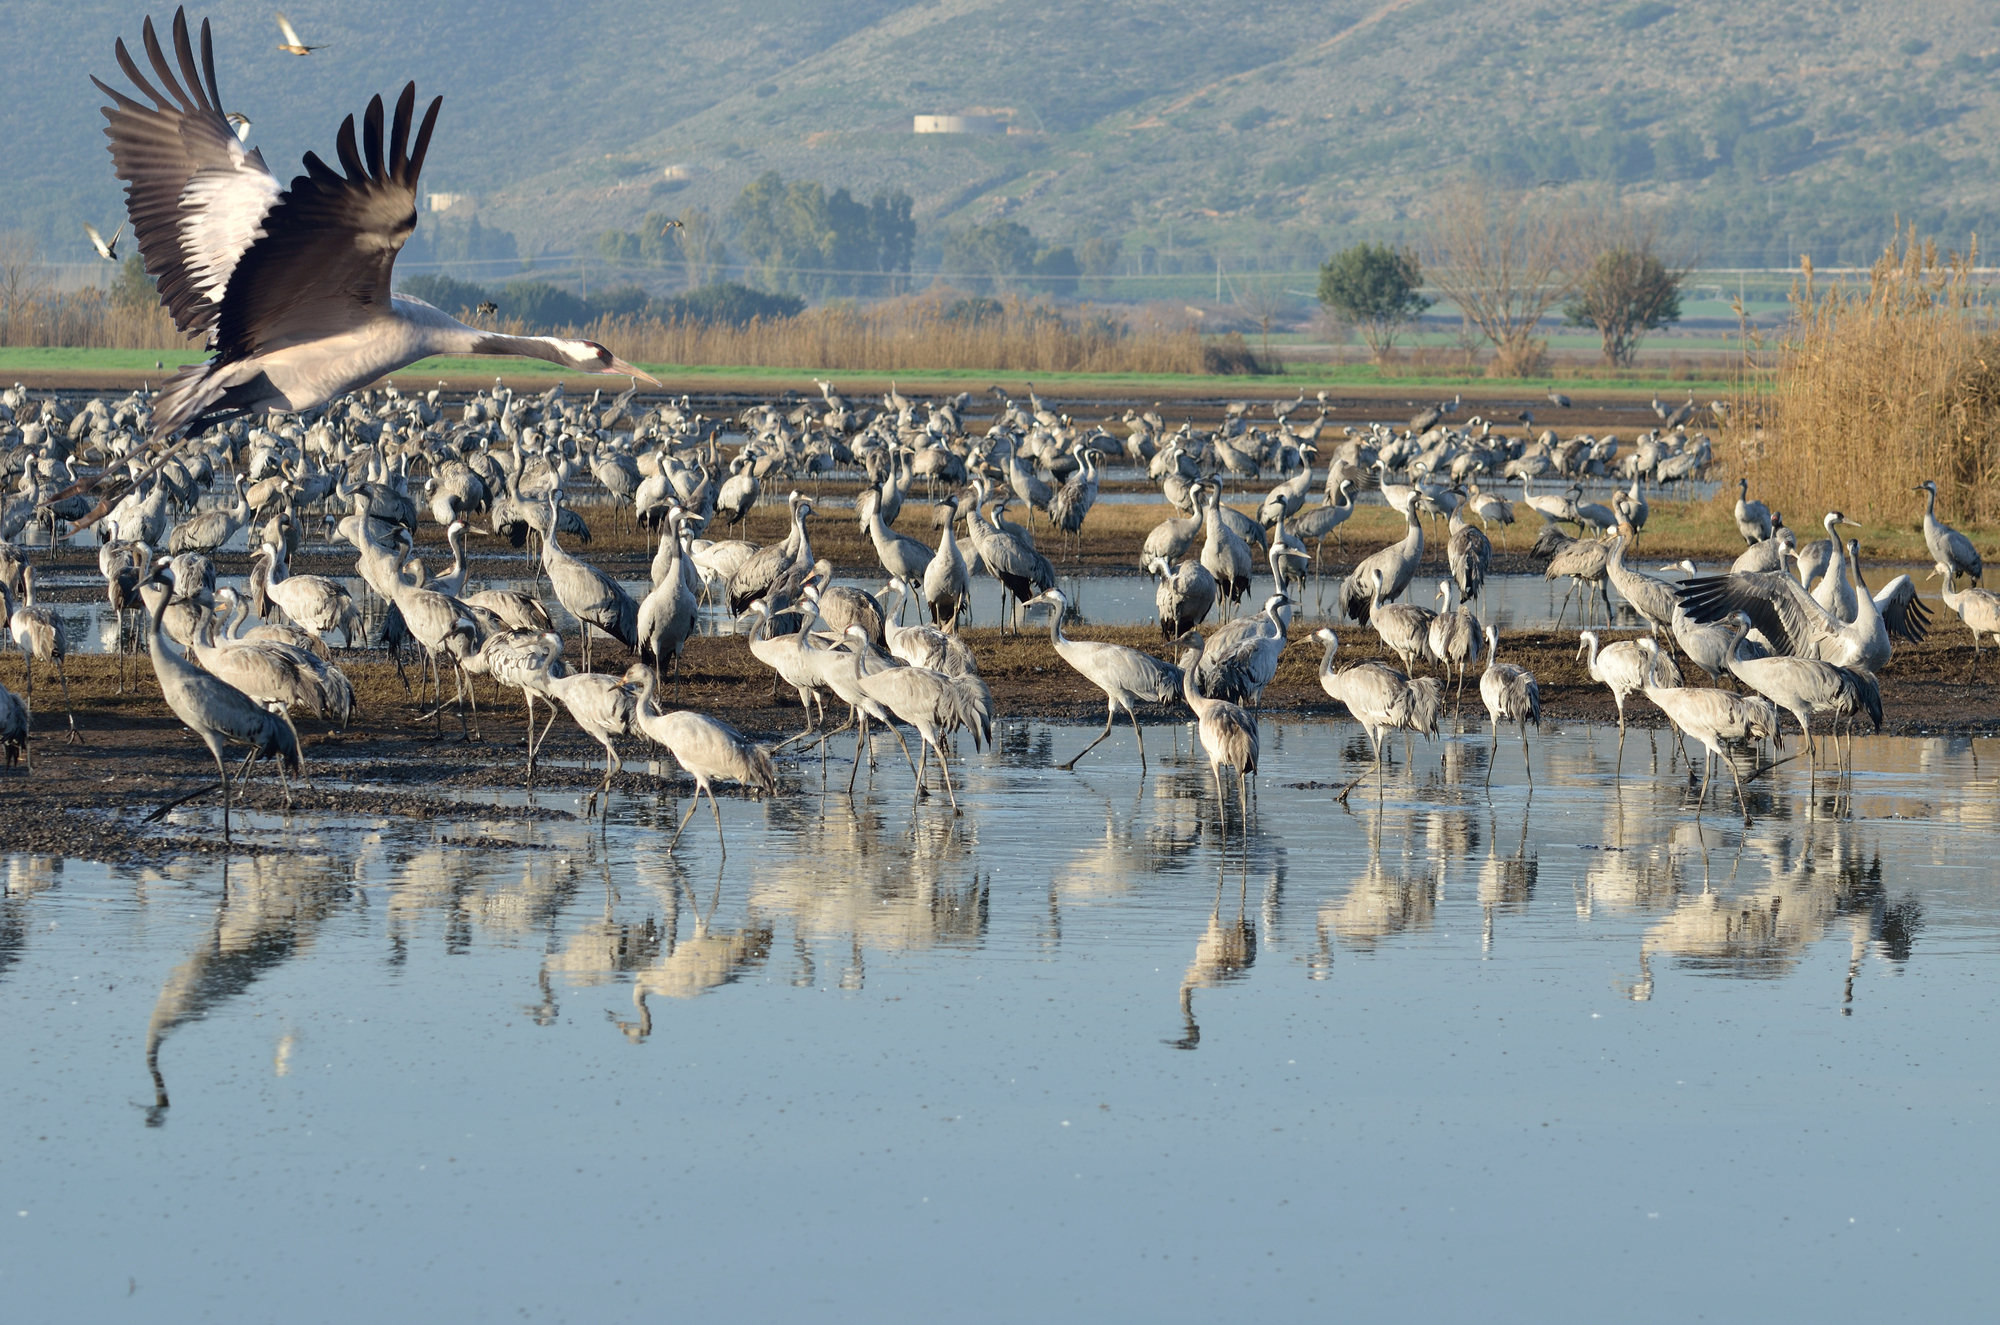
left=5, top=721, right=2000, bottom=1321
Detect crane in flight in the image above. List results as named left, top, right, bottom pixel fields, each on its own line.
left=71, top=8, right=655, bottom=529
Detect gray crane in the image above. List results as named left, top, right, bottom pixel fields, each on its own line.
left=1533, top=525, right=1612, bottom=628
left=965, top=496, right=1054, bottom=632
left=1721, top=614, right=1879, bottom=770
left=390, top=571, right=480, bottom=738
left=1368, top=568, right=1435, bottom=676
left=846, top=625, right=988, bottom=811
left=1199, top=482, right=1256, bottom=616
left=1, top=569, right=79, bottom=743
left=1030, top=587, right=1182, bottom=771
left=166, top=471, right=249, bottom=554
left=1292, top=480, right=1357, bottom=586
left=1731, top=523, right=1794, bottom=575
left=1176, top=630, right=1260, bottom=833
left=923, top=495, right=971, bottom=630
left=1428, top=578, right=1482, bottom=707
left=87, top=10, right=654, bottom=468
left=740, top=598, right=833, bottom=750
left=1916, top=480, right=1982, bottom=585
left=256, top=543, right=359, bottom=648
left=636, top=511, right=698, bottom=691
left=860, top=488, right=933, bottom=605
left=543, top=490, right=637, bottom=670
left=877, top=581, right=981, bottom=676
left=1144, top=553, right=1217, bottom=640
left=1141, top=485, right=1206, bottom=565
left=137, top=577, right=301, bottom=844
left=1576, top=629, right=1683, bottom=774
left=1932, top=564, right=2000, bottom=680
left=1602, top=535, right=1679, bottom=635
left=714, top=455, right=759, bottom=531
left=727, top=492, right=813, bottom=615
left=1636, top=638, right=1777, bottom=827
left=1339, top=502, right=1425, bottom=623
left=1196, top=593, right=1292, bottom=707
left=1479, top=625, right=1540, bottom=787
left=524, top=633, right=636, bottom=817
left=1313, top=627, right=1435, bottom=803
left=1446, top=504, right=1490, bottom=605
left=1047, top=449, right=1099, bottom=558
left=1676, top=545, right=1928, bottom=674
left=1807, top=513, right=1860, bottom=622
left=1733, top=478, right=1773, bottom=545
left=624, top=663, right=776, bottom=854
left=0, top=674, right=23, bottom=772
left=461, top=628, right=564, bottom=783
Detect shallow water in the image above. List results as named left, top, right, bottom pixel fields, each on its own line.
left=6, top=722, right=2000, bottom=1319
left=40, top=563, right=1712, bottom=655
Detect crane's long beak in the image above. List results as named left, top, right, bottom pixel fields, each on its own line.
left=604, top=356, right=662, bottom=387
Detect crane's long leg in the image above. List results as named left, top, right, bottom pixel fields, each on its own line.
left=56, top=657, right=79, bottom=743
left=1128, top=704, right=1148, bottom=772
left=1058, top=698, right=1118, bottom=771
left=1211, top=759, right=1226, bottom=832
left=668, top=792, right=702, bottom=850
left=1520, top=720, right=1533, bottom=785
left=1614, top=702, right=1626, bottom=780
left=1336, top=729, right=1382, bottom=804
left=934, top=737, right=960, bottom=813
left=1484, top=714, right=1499, bottom=787
left=1237, top=764, right=1249, bottom=826
left=1727, top=757, right=1752, bottom=827
left=708, top=782, right=728, bottom=853
left=847, top=714, right=870, bottom=794
left=211, top=738, right=232, bottom=846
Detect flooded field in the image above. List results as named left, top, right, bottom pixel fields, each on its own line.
left=6, top=722, right=1999, bottom=1320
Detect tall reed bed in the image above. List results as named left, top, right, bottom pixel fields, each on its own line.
left=567, top=294, right=1210, bottom=375
left=0, top=290, right=188, bottom=350
left=1743, top=229, right=2000, bottom=527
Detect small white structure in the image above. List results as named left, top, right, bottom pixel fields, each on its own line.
left=914, top=114, right=1005, bottom=135
left=425, top=192, right=465, bottom=212
left=662, top=164, right=707, bottom=181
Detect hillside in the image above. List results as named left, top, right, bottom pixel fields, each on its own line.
left=9, top=0, right=1999, bottom=285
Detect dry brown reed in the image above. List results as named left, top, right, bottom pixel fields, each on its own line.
left=1735, top=228, right=2000, bottom=528
left=568, top=292, right=1209, bottom=375
left=0, top=290, right=190, bottom=350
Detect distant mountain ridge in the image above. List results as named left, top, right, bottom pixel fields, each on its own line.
left=9, top=1, right=1998, bottom=282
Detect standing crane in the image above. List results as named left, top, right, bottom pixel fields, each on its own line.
left=1932, top=565, right=2000, bottom=680
left=166, top=471, right=250, bottom=554
left=524, top=634, right=636, bottom=817
left=543, top=490, right=637, bottom=670
left=1366, top=568, right=1434, bottom=676
left=1636, top=638, right=1776, bottom=828
left=1144, top=553, right=1217, bottom=640
left=1478, top=625, right=1540, bottom=787
left=860, top=487, right=933, bottom=607
left=2, top=569, right=79, bottom=743
left=1176, top=630, right=1260, bottom=833
left=1576, top=629, right=1683, bottom=774
left=1446, top=503, right=1490, bottom=606
left=1338, top=502, right=1424, bottom=623
left=1029, top=587, right=1182, bottom=772
left=923, top=495, right=971, bottom=630
left=1428, top=578, right=1482, bottom=707
left=1313, top=627, right=1434, bottom=803
left=1733, top=478, right=1773, bottom=545
left=1721, top=614, right=1879, bottom=772
left=136, top=577, right=301, bottom=844
left=1915, top=480, right=1982, bottom=585
left=624, top=663, right=776, bottom=854
left=1198, top=481, right=1256, bottom=616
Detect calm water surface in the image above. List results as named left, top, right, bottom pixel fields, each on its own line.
left=4, top=721, right=1998, bottom=1320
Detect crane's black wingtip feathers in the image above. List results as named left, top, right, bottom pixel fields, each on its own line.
left=361, top=95, right=386, bottom=179
left=407, top=96, right=443, bottom=184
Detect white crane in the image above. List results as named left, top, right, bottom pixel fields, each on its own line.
left=81, top=11, right=653, bottom=523
left=1478, top=625, right=1540, bottom=787
left=1029, top=587, right=1182, bottom=772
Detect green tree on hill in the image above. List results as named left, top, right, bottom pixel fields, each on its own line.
left=1316, top=243, right=1431, bottom=360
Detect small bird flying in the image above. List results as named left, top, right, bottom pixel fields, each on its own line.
left=475, top=300, right=498, bottom=318
left=275, top=12, right=325, bottom=56
left=83, top=221, right=124, bottom=260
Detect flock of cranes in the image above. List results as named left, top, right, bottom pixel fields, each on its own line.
left=4, top=350, right=1986, bottom=847
left=5, top=8, right=1989, bottom=849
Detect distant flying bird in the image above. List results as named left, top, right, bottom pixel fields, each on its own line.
left=83, top=221, right=123, bottom=260
left=475, top=300, right=498, bottom=317
left=225, top=111, right=252, bottom=141
left=275, top=13, right=326, bottom=55
left=92, top=9, right=657, bottom=448
left=661, top=218, right=685, bottom=233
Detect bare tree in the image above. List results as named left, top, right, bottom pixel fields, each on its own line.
left=1421, top=186, right=1586, bottom=377
left=1235, top=278, right=1295, bottom=366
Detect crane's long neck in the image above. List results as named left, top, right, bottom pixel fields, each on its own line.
left=1045, top=604, right=1066, bottom=649
left=1319, top=636, right=1339, bottom=685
